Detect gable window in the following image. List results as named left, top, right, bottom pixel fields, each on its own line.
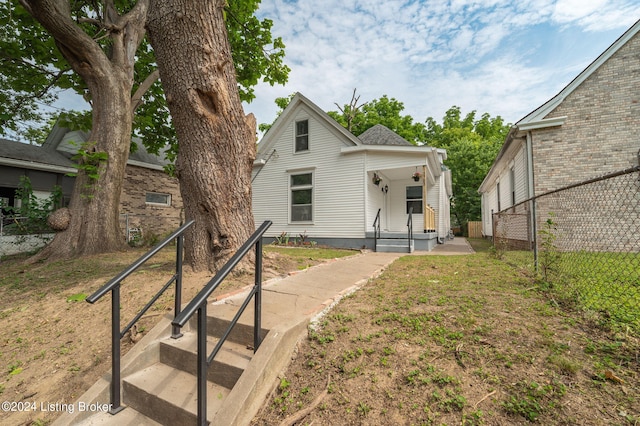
left=295, top=119, right=309, bottom=152
left=146, top=192, right=171, bottom=206
left=406, top=186, right=423, bottom=214
left=291, top=172, right=313, bottom=221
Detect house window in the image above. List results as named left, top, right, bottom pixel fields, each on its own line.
left=510, top=167, right=516, bottom=206
left=146, top=192, right=171, bottom=206
left=406, top=186, right=423, bottom=214
left=496, top=182, right=501, bottom=212
left=295, top=120, right=309, bottom=152
left=291, top=172, right=313, bottom=221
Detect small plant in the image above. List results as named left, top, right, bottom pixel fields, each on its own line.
left=274, top=231, right=289, bottom=245
left=538, top=212, right=560, bottom=285
left=357, top=401, right=371, bottom=416
left=278, top=376, right=290, bottom=391
left=68, top=141, right=109, bottom=199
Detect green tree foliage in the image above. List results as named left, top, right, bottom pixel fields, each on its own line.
left=329, top=94, right=427, bottom=145
left=425, top=106, right=509, bottom=230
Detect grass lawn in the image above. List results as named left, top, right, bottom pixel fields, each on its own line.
left=253, top=240, right=640, bottom=425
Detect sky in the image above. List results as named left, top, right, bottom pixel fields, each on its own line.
left=242, top=0, right=640, bottom=133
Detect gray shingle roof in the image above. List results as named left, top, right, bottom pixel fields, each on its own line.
left=357, top=124, right=413, bottom=146
left=0, top=138, right=74, bottom=168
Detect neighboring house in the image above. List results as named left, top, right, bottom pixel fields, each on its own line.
left=0, top=124, right=183, bottom=241
left=252, top=93, right=452, bottom=252
left=479, top=19, right=640, bottom=240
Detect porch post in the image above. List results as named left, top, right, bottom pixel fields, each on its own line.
left=422, top=165, right=428, bottom=232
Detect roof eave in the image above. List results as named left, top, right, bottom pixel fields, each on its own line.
left=0, top=157, right=76, bottom=174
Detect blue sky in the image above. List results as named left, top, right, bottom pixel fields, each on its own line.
left=243, top=0, right=640, bottom=133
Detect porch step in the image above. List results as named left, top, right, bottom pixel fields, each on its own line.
left=123, top=362, right=230, bottom=424
left=376, top=238, right=414, bottom=253
left=160, top=332, right=253, bottom=389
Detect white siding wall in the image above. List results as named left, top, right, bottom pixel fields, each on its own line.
left=253, top=108, right=365, bottom=238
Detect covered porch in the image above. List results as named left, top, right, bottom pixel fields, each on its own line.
left=365, top=162, right=440, bottom=252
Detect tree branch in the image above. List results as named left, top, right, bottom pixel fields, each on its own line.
left=131, top=69, right=159, bottom=113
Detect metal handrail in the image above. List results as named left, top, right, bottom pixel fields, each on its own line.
left=372, top=208, right=381, bottom=251
left=172, top=220, right=272, bottom=425
left=407, top=207, right=413, bottom=253
left=86, top=219, right=195, bottom=414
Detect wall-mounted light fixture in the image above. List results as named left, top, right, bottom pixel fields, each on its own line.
left=382, top=184, right=389, bottom=194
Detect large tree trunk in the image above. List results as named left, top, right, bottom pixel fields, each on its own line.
left=147, top=0, right=256, bottom=272
left=21, top=0, right=148, bottom=260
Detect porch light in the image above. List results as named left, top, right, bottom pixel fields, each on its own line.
left=382, top=185, right=388, bottom=194
left=372, top=172, right=382, bottom=186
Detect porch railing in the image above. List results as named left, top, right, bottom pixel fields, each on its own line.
left=407, top=207, right=413, bottom=253
left=424, top=205, right=436, bottom=232
left=172, top=220, right=272, bottom=425
left=86, top=219, right=195, bottom=414
left=372, top=208, right=381, bottom=251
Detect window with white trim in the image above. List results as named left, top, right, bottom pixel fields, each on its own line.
left=295, top=119, right=309, bottom=152
left=146, top=192, right=171, bottom=206
left=406, top=186, right=423, bottom=214
left=290, top=172, right=313, bottom=221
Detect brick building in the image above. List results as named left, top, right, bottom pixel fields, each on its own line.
left=0, top=124, right=183, bottom=243
left=479, top=19, right=640, bottom=240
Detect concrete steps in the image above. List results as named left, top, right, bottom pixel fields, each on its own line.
left=123, top=362, right=230, bottom=424
left=376, top=238, right=414, bottom=253
left=73, top=312, right=267, bottom=425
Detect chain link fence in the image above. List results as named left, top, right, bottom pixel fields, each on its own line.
left=492, top=166, right=640, bottom=334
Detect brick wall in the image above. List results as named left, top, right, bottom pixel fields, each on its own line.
left=120, top=165, right=183, bottom=239
left=532, top=32, right=640, bottom=194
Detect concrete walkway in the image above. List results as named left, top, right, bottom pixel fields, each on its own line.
left=214, top=237, right=475, bottom=329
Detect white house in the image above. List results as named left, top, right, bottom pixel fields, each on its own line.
left=478, top=20, right=640, bottom=246
left=252, top=93, right=452, bottom=252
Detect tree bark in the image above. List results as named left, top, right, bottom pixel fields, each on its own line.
left=147, top=0, right=256, bottom=272
left=21, top=0, right=148, bottom=260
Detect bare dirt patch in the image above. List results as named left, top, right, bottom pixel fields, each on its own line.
left=0, top=245, right=350, bottom=426
left=252, top=244, right=640, bottom=425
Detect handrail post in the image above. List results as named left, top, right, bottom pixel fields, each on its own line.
left=197, top=303, right=207, bottom=426
left=172, top=233, right=185, bottom=339
left=109, top=286, right=124, bottom=414
left=254, top=237, right=263, bottom=352
left=407, top=207, right=413, bottom=253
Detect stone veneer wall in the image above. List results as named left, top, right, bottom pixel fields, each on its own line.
left=531, top=32, right=640, bottom=195
left=120, top=165, right=183, bottom=239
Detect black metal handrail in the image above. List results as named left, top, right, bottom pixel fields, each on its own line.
left=407, top=207, right=413, bottom=253
left=172, top=220, right=272, bottom=425
left=86, top=219, right=195, bottom=414
left=373, top=208, right=381, bottom=251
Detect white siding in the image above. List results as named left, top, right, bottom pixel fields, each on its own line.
left=253, top=108, right=365, bottom=238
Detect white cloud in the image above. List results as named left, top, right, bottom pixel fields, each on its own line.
left=246, top=0, right=639, bottom=134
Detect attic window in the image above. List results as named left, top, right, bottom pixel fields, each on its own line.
left=295, top=119, right=309, bottom=152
